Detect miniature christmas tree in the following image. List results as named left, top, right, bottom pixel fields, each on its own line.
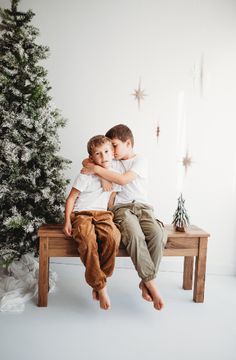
left=0, top=0, right=71, bottom=264
left=172, top=193, right=190, bottom=232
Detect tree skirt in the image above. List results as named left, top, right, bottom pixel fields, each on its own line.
left=0, top=253, right=57, bottom=312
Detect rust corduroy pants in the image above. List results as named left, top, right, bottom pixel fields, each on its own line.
left=71, top=210, right=121, bottom=291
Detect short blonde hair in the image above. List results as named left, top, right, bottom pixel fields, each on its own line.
left=87, top=135, right=112, bottom=156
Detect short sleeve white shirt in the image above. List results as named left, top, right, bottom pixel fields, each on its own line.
left=72, top=172, right=121, bottom=211
left=112, top=155, right=149, bottom=205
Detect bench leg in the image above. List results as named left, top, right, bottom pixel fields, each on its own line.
left=193, top=237, right=208, bottom=303
left=183, top=256, right=194, bottom=290
left=38, top=237, right=49, bottom=307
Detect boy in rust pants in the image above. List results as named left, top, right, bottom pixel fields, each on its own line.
left=63, top=135, right=121, bottom=310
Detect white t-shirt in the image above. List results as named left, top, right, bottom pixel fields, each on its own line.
left=72, top=172, right=121, bottom=212
left=112, top=155, right=149, bottom=205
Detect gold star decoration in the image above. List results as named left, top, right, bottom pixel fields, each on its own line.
left=132, top=78, right=147, bottom=110
left=182, top=150, right=193, bottom=174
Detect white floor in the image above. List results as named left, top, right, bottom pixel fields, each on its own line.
left=1, top=262, right=236, bottom=360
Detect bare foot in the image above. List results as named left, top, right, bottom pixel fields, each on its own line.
left=97, top=286, right=111, bottom=310
left=92, top=289, right=99, bottom=301
left=144, top=280, right=164, bottom=310
left=139, top=281, right=153, bottom=302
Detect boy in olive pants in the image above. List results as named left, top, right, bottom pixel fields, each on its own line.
left=82, top=125, right=167, bottom=310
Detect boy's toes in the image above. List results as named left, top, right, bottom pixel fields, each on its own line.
left=154, top=297, right=164, bottom=311
left=92, top=289, right=99, bottom=301
left=139, top=281, right=153, bottom=302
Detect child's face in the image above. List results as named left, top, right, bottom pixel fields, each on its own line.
left=110, top=138, right=131, bottom=160
left=91, top=142, right=113, bottom=168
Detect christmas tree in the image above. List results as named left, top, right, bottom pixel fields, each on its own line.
left=172, top=193, right=190, bottom=232
left=0, top=0, right=71, bottom=264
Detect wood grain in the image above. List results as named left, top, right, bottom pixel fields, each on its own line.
left=37, top=224, right=210, bottom=306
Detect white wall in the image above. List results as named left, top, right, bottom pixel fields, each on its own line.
left=2, top=0, right=236, bottom=274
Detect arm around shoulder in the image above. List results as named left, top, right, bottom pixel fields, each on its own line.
left=94, top=166, right=136, bottom=185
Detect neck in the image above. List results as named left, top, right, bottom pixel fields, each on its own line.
left=122, top=150, right=135, bottom=160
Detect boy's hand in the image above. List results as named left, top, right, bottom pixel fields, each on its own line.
left=82, top=158, right=94, bottom=167
left=101, top=178, right=113, bottom=192
left=81, top=158, right=95, bottom=174
left=81, top=164, right=96, bottom=175
left=63, top=221, right=72, bottom=237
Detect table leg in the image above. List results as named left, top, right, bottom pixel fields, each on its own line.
left=38, top=237, right=49, bottom=307
left=183, top=256, right=194, bottom=290
left=193, top=237, right=208, bottom=303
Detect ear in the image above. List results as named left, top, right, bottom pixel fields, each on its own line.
left=126, top=139, right=132, bottom=148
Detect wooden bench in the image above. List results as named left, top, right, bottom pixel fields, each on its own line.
left=38, top=224, right=210, bottom=307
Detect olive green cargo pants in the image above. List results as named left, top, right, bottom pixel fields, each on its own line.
left=111, top=202, right=167, bottom=282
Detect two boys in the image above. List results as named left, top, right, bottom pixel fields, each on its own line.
left=64, top=125, right=167, bottom=311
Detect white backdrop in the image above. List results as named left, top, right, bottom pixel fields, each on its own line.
left=1, top=0, right=236, bottom=274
